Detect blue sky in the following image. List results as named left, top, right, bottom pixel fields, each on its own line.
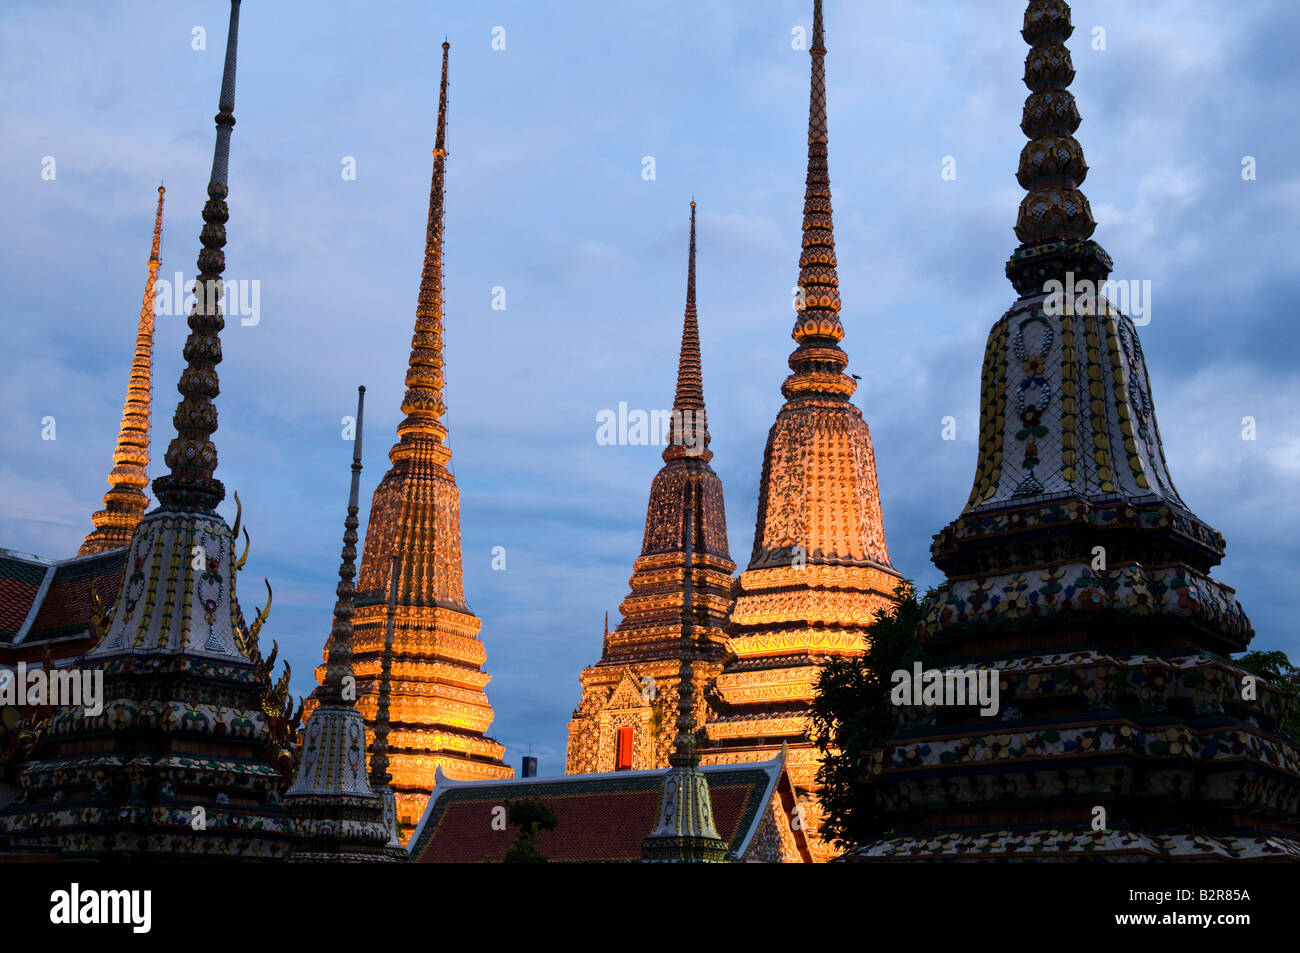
left=2, top=1, right=1297, bottom=776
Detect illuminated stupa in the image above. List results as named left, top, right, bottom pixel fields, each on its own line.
left=567, top=202, right=736, bottom=775
left=847, top=0, right=1300, bottom=862
left=312, top=40, right=510, bottom=840
left=0, top=0, right=300, bottom=860
left=78, top=185, right=165, bottom=557
left=700, top=0, right=903, bottom=862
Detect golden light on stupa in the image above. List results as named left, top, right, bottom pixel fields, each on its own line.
left=307, top=41, right=511, bottom=840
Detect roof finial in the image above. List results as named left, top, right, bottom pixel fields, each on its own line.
left=370, top=553, right=399, bottom=787
left=784, top=0, right=854, bottom=403
left=153, top=0, right=241, bottom=511
left=664, top=200, right=712, bottom=463
left=79, top=185, right=165, bottom=555
left=1006, top=0, right=1111, bottom=294
left=392, top=39, right=452, bottom=464
left=315, top=386, right=366, bottom=703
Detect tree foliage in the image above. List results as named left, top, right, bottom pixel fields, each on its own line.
left=1235, top=649, right=1300, bottom=743
left=808, top=581, right=927, bottom=851
left=502, top=797, right=558, bottom=863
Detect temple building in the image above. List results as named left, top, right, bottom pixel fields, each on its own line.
left=310, top=40, right=510, bottom=841
left=846, top=0, right=1300, bottom=862
left=409, top=755, right=810, bottom=863
left=699, top=0, right=904, bottom=863
left=0, top=0, right=302, bottom=860
left=566, top=202, right=736, bottom=775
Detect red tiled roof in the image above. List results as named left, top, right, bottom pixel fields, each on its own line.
left=0, top=578, right=40, bottom=641
left=409, top=761, right=806, bottom=863
left=0, top=549, right=124, bottom=648
left=28, top=558, right=123, bottom=641
left=0, top=555, right=48, bottom=642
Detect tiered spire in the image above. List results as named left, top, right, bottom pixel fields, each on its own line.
left=566, top=203, right=735, bottom=775
left=319, top=386, right=367, bottom=704
left=663, top=201, right=710, bottom=461
left=78, top=185, right=165, bottom=556
left=643, top=494, right=729, bottom=862
left=286, top=388, right=398, bottom=862
left=393, top=40, right=452, bottom=467
left=153, top=0, right=242, bottom=512
left=699, top=0, right=902, bottom=863
left=334, top=42, right=513, bottom=835
left=847, top=0, right=1298, bottom=864
left=784, top=0, right=853, bottom=401
left=949, top=0, right=1219, bottom=572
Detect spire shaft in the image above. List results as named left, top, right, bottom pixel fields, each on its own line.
left=393, top=41, right=452, bottom=463
left=370, top=554, right=399, bottom=787
left=317, top=387, right=366, bottom=702
left=670, top=488, right=698, bottom=767
left=79, top=185, right=164, bottom=555
left=153, top=0, right=241, bottom=511
left=665, top=200, right=711, bottom=462
left=785, top=0, right=853, bottom=401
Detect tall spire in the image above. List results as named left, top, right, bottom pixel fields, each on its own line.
left=664, top=201, right=711, bottom=462
left=315, top=386, right=366, bottom=705
left=153, top=0, right=241, bottom=511
left=699, top=0, right=903, bottom=863
left=393, top=39, right=452, bottom=465
left=334, top=35, right=511, bottom=841
left=78, top=185, right=164, bottom=556
left=566, top=200, right=735, bottom=776
left=643, top=491, right=729, bottom=862
left=784, top=0, right=852, bottom=401
left=286, top=386, right=400, bottom=861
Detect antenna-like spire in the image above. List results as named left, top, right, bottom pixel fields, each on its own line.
left=79, top=185, right=164, bottom=555
left=784, top=0, right=853, bottom=402
left=370, top=554, right=399, bottom=787
left=392, top=40, right=452, bottom=465
left=664, top=200, right=711, bottom=463
left=153, top=0, right=241, bottom=511
left=314, top=387, right=366, bottom=704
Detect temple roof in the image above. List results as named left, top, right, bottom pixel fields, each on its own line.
left=408, top=758, right=810, bottom=863
left=0, top=549, right=124, bottom=647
